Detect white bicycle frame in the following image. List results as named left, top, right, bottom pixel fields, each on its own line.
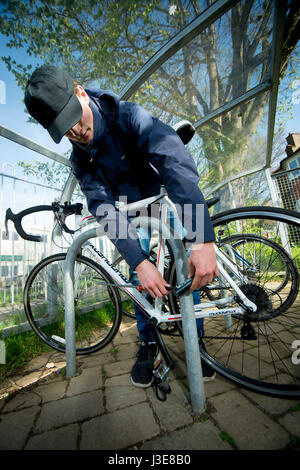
left=73, top=186, right=257, bottom=326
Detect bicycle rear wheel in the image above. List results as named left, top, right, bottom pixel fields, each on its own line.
left=24, top=253, right=122, bottom=355
left=207, top=233, right=298, bottom=317
left=207, top=206, right=300, bottom=398
left=169, top=206, right=300, bottom=399
left=112, top=254, right=136, bottom=319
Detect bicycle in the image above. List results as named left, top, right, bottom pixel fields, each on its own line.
left=115, top=207, right=299, bottom=322
left=5, top=190, right=300, bottom=400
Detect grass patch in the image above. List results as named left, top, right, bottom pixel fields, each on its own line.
left=220, top=433, right=235, bottom=447
left=0, top=330, right=50, bottom=384
left=0, top=302, right=116, bottom=386
left=291, top=403, right=300, bottom=412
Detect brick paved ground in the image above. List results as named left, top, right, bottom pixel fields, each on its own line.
left=0, top=316, right=299, bottom=451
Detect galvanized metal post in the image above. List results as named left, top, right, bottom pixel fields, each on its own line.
left=63, top=218, right=205, bottom=414
left=63, top=226, right=100, bottom=376
left=133, top=217, right=206, bottom=414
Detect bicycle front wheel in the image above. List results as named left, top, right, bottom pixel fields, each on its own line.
left=202, top=206, right=300, bottom=398
left=24, top=253, right=122, bottom=355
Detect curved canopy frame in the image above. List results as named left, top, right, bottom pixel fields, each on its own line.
left=120, top=0, right=286, bottom=198
left=0, top=0, right=288, bottom=205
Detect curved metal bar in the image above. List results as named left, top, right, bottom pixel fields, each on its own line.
left=63, top=226, right=100, bottom=376
left=120, top=0, right=239, bottom=100
left=63, top=218, right=206, bottom=413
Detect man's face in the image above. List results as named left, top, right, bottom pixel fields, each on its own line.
left=65, top=87, right=94, bottom=143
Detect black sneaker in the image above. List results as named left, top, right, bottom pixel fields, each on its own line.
left=201, top=359, right=216, bottom=382
left=131, top=342, right=157, bottom=388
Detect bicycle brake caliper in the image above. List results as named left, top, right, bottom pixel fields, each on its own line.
left=152, top=358, right=171, bottom=402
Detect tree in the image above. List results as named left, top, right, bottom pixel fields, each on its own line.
left=1, top=0, right=299, bottom=203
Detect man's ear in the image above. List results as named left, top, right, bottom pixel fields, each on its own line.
left=76, top=85, right=89, bottom=103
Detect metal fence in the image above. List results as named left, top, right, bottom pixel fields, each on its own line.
left=0, top=163, right=61, bottom=332
left=0, top=161, right=116, bottom=336
left=272, top=166, right=300, bottom=246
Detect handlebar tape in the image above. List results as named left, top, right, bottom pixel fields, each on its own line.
left=5, top=205, right=54, bottom=242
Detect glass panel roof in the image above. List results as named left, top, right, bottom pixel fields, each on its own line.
left=121, top=0, right=278, bottom=201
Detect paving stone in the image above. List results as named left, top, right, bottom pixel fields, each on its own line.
left=80, top=402, right=160, bottom=450
left=203, top=376, right=236, bottom=399
left=11, top=370, right=42, bottom=389
left=35, top=390, right=104, bottom=432
left=114, top=333, right=138, bottom=345
left=35, top=380, right=68, bottom=403
left=146, top=379, right=193, bottom=432
left=3, top=390, right=41, bottom=412
left=39, top=366, right=63, bottom=381
left=279, top=411, right=300, bottom=437
left=78, top=351, right=115, bottom=368
left=105, top=373, right=132, bottom=387
left=0, top=406, right=40, bottom=450
left=25, top=424, right=79, bottom=450
left=241, top=389, right=299, bottom=416
left=22, top=352, right=52, bottom=373
left=115, top=343, right=137, bottom=361
left=0, top=398, right=5, bottom=412
left=118, top=322, right=138, bottom=338
left=209, top=390, right=290, bottom=450
left=103, top=358, right=133, bottom=377
left=105, top=384, right=146, bottom=411
left=140, top=421, right=232, bottom=450
left=67, top=366, right=102, bottom=396
left=119, top=320, right=136, bottom=333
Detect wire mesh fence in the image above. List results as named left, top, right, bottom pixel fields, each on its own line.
left=0, top=163, right=116, bottom=336
left=272, top=167, right=300, bottom=248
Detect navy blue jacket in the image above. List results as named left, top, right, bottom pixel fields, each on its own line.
left=69, top=89, right=215, bottom=269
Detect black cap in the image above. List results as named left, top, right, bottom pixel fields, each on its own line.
left=25, top=65, right=82, bottom=144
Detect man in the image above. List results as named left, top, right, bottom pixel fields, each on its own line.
left=25, top=65, right=219, bottom=387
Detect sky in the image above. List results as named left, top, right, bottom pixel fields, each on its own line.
left=0, top=41, right=71, bottom=178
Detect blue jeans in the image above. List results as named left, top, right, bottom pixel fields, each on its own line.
left=129, top=225, right=204, bottom=343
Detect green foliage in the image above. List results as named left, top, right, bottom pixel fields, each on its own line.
left=17, top=159, right=70, bottom=188
left=0, top=0, right=163, bottom=90
left=275, top=43, right=300, bottom=134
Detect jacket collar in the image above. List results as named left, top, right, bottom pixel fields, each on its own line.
left=89, top=95, right=108, bottom=147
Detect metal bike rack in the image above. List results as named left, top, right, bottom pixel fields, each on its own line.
left=63, top=217, right=206, bottom=414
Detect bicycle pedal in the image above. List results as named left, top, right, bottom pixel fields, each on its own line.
left=152, top=360, right=171, bottom=401
left=152, top=376, right=171, bottom=401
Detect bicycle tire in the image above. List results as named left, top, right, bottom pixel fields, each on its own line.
left=168, top=206, right=300, bottom=399
left=24, top=253, right=122, bottom=355
left=206, top=233, right=298, bottom=318
left=225, top=235, right=292, bottom=293
left=111, top=255, right=135, bottom=319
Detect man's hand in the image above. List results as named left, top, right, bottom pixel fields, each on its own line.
left=189, top=242, right=219, bottom=291
left=135, top=259, right=171, bottom=299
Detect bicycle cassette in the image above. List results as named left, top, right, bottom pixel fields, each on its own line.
left=237, top=283, right=273, bottom=321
